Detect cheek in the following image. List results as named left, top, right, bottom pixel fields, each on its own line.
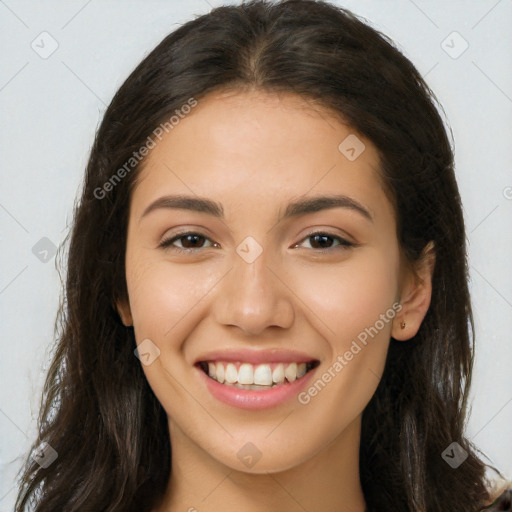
left=291, top=248, right=398, bottom=410
left=292, top=247, right=400, bottom=345
left=125, top=257, right=216, bottom=412
left=126, top=255, right=217, bottom=342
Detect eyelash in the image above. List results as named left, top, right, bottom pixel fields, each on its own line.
left=158, top=230, right=355, bottom=253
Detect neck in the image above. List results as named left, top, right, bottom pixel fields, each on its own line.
left=154, top=416, right=366, bottom=512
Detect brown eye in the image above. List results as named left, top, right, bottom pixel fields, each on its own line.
left=159, top=232, right=216, bottom=251
left=296, top=232, right=354, bottom=251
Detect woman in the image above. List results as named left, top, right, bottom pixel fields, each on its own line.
left=15, top=0, right=511, bottom=510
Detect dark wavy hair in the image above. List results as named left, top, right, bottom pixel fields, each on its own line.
left=14, top=1, right=508, bottom=511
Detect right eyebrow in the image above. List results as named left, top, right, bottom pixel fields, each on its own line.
left=140, top=195, right=223, bottom=222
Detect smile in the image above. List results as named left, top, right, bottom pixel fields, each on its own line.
left=198, top=360, right=319, bottom=390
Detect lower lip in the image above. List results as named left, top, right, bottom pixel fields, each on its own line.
left=198, top=366, right=316, bottom=410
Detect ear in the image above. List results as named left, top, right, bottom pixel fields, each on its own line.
left=392, top=241, right=435, bottom=341
left=115, top=297, right=133, bottom=327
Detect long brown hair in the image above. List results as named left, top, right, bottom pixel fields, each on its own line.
left=15, top=1, right=505, bottom=510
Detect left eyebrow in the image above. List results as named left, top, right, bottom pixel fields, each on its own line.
left=281, top=194, right=373, bottom=223
left=138, top=193, right=373, bottom=223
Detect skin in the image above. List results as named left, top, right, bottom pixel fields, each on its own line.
left=116, top=89, right=434, bottom=512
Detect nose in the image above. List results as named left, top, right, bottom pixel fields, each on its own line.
left=212, top=245, right=295, bottom=336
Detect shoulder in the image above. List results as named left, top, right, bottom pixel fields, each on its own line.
left=481, top=489, right=512, bottom=511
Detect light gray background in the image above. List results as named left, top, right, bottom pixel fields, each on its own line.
left=1, top=0, right=511, bottom=508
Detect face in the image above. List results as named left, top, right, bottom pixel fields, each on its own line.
left=117, top=89, right=420, bottom=474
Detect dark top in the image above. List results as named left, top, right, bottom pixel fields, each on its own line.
left=483, top=489, right=512, bottom=511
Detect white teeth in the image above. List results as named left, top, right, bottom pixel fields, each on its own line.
left=235, top=383, right=273, bottom=390
left=272, top=363, right=285, bottom=384
left=215, top=362, right=225, bottom=383
left=225, top=363, right=238, bottom=384
left=284, top=362, right=297, bottom=382
left=254, top=364, right=272, bottom=385
left=238, top=363, right=254, bottom=385
left=205, top=361, right=312, bottom=386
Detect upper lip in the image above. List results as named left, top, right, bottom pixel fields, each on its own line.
left=194, top=349, right=319, bottom=365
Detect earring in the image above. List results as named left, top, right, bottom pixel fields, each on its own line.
left=400, top=321, right=406, bottom=329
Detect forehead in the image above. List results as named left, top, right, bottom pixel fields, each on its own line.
left=131, top=89, right=390, bottom=221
